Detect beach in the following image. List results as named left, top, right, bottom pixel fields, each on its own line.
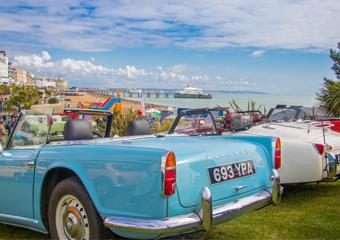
left=66, top=91, right=319, bottom=112
left=64, top=91, right=170, bottom=111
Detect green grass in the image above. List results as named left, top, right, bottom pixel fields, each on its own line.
left=1, top=182, right=340, bottom=239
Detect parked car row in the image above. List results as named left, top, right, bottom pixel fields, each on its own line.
left=0, top=105, right=338, bottom=239
left=169, top=108, right=340, bottom=185
left=0, top=107, right=281, bottom=239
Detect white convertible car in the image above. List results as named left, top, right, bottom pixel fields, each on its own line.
left=232, top=121, right=340, bottom=184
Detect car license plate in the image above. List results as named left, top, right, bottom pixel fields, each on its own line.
left=208, top=160, right=256, bottom=184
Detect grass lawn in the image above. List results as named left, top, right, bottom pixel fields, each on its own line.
left=1, top=181, right=340, bottom=239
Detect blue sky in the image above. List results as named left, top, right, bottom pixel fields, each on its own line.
left=1, top=0, right=339, bottom=94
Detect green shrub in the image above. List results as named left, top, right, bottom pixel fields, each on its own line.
left=229, top=99, right=266, bottom=114
left=317, top=42, right=340, bottom=117
left=151, top=119, right=174, bottom=134
left=48, top=97, right=59, bottom=104
left=110, top=108, right=138, bottom=136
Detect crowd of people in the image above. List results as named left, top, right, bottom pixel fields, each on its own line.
left=0, top=112, right=18, bottom=144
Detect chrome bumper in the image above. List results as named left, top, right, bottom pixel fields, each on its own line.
left=104, top=169, right=281, bottom=236
left=323, top=152, right=340, bottom=181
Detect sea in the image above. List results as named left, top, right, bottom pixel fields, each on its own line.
left=124, top=92, right=318, bottom=110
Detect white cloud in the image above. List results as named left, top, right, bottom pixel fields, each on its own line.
left=250, top=50, right=265, bottom=57
left=13, top=51, right=256, bottom=89
left=1, top=1, right=340, bottom=51
left=168, top=64, right=190, bottom=73
left=12, top=52, right=193, bottom=87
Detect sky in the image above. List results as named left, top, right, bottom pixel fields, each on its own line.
left=1, top=0, right=340, bottom=94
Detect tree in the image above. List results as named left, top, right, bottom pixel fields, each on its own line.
left=6, top=84, right=43, bottom=110
left=317, top=42, right=340, bottom=117
left=0, top=84, right=10, bottom=96
left=48, top=97, right=59, bottom=104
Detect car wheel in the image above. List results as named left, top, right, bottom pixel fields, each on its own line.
left=48, top=177, right=107, bottom=240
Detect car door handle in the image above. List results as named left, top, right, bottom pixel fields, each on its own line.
left=235, top=185, right=248, bottom=191
left=23, top=161, right=35, bottom=168
left=1, top=152, right=12, bottom=158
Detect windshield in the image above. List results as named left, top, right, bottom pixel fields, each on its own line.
left=268, top=108, right=297, bottom=121
left=172, top=112, right=217, bottom=135
left=7, top=111, right=49, bottom=149
left=49, top=112, right=109, bottom=141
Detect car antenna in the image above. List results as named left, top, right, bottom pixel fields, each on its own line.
left=321, top=118, right=329, bottom=152
left=322, top=119, right=326, bottom=144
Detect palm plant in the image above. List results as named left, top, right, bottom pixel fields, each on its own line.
left=229, top=98, right=266, bottom=114
left=317, top=80, right=340, bottom=116
left=317, top=42, right=340, bottom=117
left=110, top=108, right=138, bottom=136
left=150, top=119, right=174, bottom=133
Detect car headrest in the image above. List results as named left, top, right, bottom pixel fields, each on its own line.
left=127, top=120, right=150, bottom=136
left=63, top=119, right=93, bottom=141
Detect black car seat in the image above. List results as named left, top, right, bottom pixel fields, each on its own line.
left=127, top=120, right=151, bottom=136
left=63, top=119, right=93, bottom=141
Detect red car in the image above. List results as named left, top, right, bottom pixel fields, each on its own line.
left=330, top=120, right=340, bottom=133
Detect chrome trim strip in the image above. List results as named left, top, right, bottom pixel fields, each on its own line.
left=271, top=169, right=281, bottom=205
left=201, top=187, right=212, bottom=232
left=323, top=152, right=340, bottom=181
left=104, top=170, right=281, bottom=236
left=160, top=151, right=169, bottom=197
left=104, top=191, right=272, bottom=235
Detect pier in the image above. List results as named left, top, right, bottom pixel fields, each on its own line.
left=76, top=87, right=212, bottom=99
left=89, top=88, right=177, bottom=98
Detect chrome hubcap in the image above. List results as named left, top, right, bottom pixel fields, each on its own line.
left=56, top=195, right=89, bottom=240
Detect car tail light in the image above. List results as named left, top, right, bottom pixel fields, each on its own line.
left=162, top=151, right=176, bottom=197
left=314, top=144, right=324, bottom=155
left=274, top=138, right=281, bottom=169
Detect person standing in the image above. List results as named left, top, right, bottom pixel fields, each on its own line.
left=0, top=120, right=7, bottom=145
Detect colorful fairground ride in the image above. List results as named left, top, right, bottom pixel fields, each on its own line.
left=78, top=92, right=122, bottom=111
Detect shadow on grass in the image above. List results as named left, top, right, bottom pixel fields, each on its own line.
left=167, top=181, right=340, bottom=240
left=1, top=181, right=340, bottom=239
left=0, top=224, right=46, bottom=239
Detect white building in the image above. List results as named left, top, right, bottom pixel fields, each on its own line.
left=34, top=78, right=57, bottom=88
left=54, top=77, right=68, bottom=89
left=0, top=51, right=9, bottom=84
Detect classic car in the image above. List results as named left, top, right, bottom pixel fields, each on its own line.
left=315, top=117, right=340, bottom=133
left=233, top=121, right=340, bottom=184
left=170, top=108, right=340, bottom=185
left=0, top=107, right=281, bottom=240
left=169, top=108, right=262, bottom=134
left=328, top=119, right=340, bottom=133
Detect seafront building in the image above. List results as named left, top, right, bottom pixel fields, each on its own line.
left=34, top=77, right=68, bottom=89
left=0, top=49, right=69, bottom=89
left=0, top=51, right=9, bottom=84
left=11, top=67, right=34, bottom=85
left=54, top=77, right=69, bottom=89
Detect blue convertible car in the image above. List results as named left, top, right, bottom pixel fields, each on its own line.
left=0, top=108, right=282, bottom=239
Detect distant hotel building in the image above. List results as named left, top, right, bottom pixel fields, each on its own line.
left=34, top=77, right=68, bottom=89
left=0, top=50, right=69, bottom=89
left=12, top=67, right=35, bottom=85
left=0, top=51, right=9, bottom=84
